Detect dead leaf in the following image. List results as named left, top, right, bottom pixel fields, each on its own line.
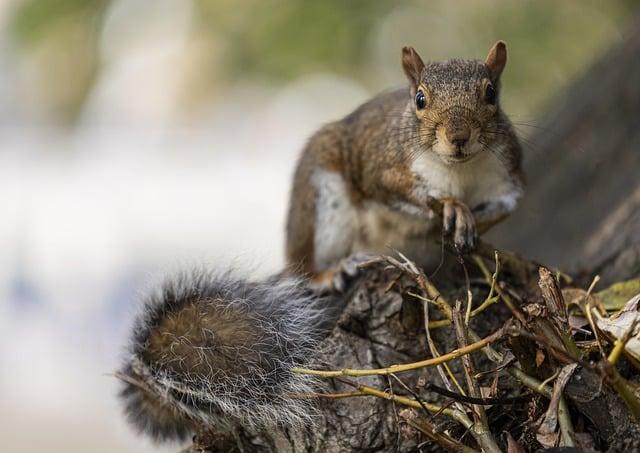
left=563, top=287, right=604, bottom=318
left=537, top=363, right=578, bottom=444
left=568, top=314, right=590, bottom=330
left=536, top=431, right=559, bottom=449
left=597, top=294, right=640, bottom=361
left=603, top=293, right=640, bottom=320
left=563, top=288, right=598, bottom=308
left=539, top=267, right=569, bottom=322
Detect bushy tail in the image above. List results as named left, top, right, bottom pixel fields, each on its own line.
left=118, top=270, right=344, bottom=442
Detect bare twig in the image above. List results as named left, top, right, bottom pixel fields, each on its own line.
left=453, top=303, right=501, bottom=453
left=288, top=391, right=367, bottom=399
left=333, top=377, right=509, bottom=451
left=334, top=378, right=473, bottom=429
left=292, top=325, right=507, bottom=377
left=508, top=366, right=575, bottom=447
left=453, top=251, right=473, bottom=325
left=510, top=329, right=584, bottom=366
left=390, top=374, right=440, bottom=417
left=417, top=294, right=500, bottom=329
left=421, top=286, right=467, bottom=404
left=380, top=254, right=453, bottom=319
left=581, top=275, right=607, bottom=358
left=474, top=254, right=527, bottom=324
left=400, top=411, right=479, bottom=453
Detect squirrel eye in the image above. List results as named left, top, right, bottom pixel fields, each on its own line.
left=415, top=90, right=426, bottom=109
left=485, top=84, right=496, bottom=105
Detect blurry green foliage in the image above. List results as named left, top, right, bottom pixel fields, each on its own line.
left=193, top=0, right=638, bottom=118
left=9, top=0, right=109, bottom=123
left=5, top=0, right=640, bottom=124
left=194, top=0, right=397, bottom=81
left=10, top=0, right=108, bottom=47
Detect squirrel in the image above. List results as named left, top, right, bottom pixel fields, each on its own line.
left=287, top=40, right=523, bottom=288
left=119, top=41, right=523, bottom=443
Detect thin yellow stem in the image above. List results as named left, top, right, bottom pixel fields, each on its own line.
left=292, top=327, right=505, bottom=378
left=608, top=316, right=639, bottom=365
left=422, top=296, right=467, bottom=397
left=413, top=293, right=499, bottom=329
left=353, top=383, right=472, bottom=429
left=474, top=254, right=521, bottom=320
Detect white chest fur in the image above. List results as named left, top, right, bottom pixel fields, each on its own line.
left=411, top=148, right=518, bottom=208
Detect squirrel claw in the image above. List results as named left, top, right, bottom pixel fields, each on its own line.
left=309, top=253, right=371, bottom=295
left=440, top=198, right=477, bottom=253
left=442, top=200, right=456, bottom=237
left=331, top=253, right=371, bottom=293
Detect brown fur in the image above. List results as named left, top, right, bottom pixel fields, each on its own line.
left=145, top=299, right=261, bottom=378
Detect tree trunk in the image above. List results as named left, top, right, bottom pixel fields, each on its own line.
left=488, top=14, right=640, bottom=279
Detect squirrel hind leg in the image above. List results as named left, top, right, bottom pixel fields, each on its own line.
left=310, top=169, right=358, bottom=271
left=310, top=252, right=373, bottom=293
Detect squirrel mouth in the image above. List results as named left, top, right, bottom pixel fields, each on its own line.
left=444, top=153, right=474, bottom=164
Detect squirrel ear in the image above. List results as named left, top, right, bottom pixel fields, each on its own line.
left=402, top=46, right=425, bottom=93
left=485, top=41, right=507, bottom=81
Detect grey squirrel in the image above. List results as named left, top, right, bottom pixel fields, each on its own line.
left=119, top=42, right=523, bottom=442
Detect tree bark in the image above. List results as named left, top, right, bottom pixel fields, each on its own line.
left=189, top=260, right=519, bottom=452
left=187, top=244, right=640, bottom=452
left=488, top=13, right=640, bottom=279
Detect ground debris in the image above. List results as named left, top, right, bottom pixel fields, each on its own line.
left=190, top=244, right=640, bottom=452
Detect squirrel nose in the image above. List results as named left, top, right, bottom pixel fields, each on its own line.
left=451, top=138, right=468, bottom=149
left=446, top=129, right=470, bottom=149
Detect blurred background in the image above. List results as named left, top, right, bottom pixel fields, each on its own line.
left=0, top=0, right=638, bottom=451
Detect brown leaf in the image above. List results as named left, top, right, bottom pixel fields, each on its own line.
left=562, top=287, right=598, bottom=309
left=536, top=431, right=559, bottom=449
left=568, top=314, right=589, bottom=330
left=563, top=287, right=606, bottom=323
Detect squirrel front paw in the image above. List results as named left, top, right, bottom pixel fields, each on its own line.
left=441, top=198, right=477, bottom=253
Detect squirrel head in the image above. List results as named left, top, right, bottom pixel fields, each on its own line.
left=402, top=41, right=508, bottom=165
